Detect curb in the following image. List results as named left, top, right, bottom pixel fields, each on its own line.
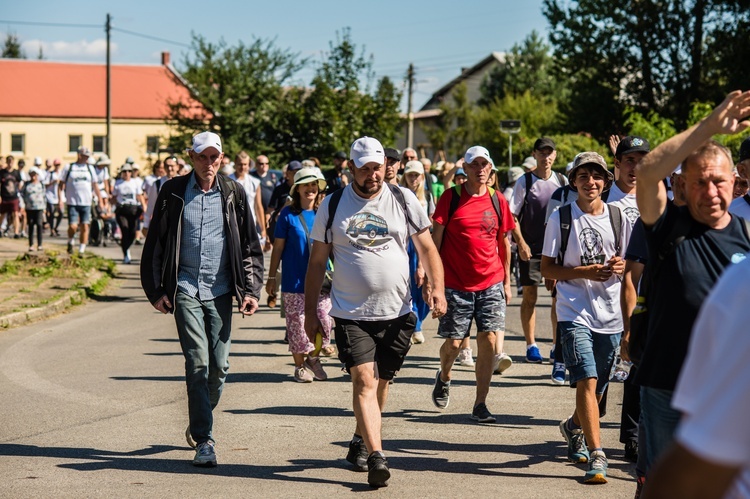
left=0, top=268, right=104, bottom=330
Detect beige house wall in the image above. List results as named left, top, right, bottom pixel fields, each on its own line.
left=0, top=118, right=175, bottom=172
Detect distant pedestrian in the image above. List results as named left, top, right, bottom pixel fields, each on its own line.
left=113, top=164, right=146, bottom=264
left=22, top=168, right=46, bottom=251
left=140, top=131, right=264, bottom=468
left=58, top=146, right=103, bottom=255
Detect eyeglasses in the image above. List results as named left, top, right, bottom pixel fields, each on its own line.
left=258, top=162, right=269, bottom=165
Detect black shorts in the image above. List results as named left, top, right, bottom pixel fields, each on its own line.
left=519, top=256, right=543, bottom=286
left=333, top=312, right=416, bottom=380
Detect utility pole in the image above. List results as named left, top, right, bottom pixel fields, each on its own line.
left=105, top=13, right=112, bottom=157
left=406, top=63, right=414, bottom=149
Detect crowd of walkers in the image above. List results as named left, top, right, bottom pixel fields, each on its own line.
left=137, top=91, right=750, bottom=495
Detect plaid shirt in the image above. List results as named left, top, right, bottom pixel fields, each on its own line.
left=177, top=173, right=232, bottom=300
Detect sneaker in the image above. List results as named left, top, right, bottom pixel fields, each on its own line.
left=304, top=356, right=327, bottom=381
left=624, top=439, right=638, bottom=463
left=192, top=440, right=217, bottom=467
left=346, top=439, right=368, bottom=472
left=551, top=362, right=566, bottom=385
left=123, top=255, right=131, bottom=264
left=67, top=242, right=73, bottom=254
left=29, top=246, right=35, bottom=252
left=470, top=403, right=496, bottom=423
left=525, top=344, right=543, bottom=363
left=366, top=452, right=390, bottom=488
left=584, top=450, right=608, bottom=484
left=457, top=348, right=474, bottom=367
left=185, top=425, right=196, bottom=449
left=293, top=365, right=313, bottom=383
left=493, top=353, right=513, bottom=374
left=431, top=370, right=450, bottom=409
left=411, top=331, right=425, bottom=344
left=13, top=233, right=20, bottom=239
left=559, top=419, right=590, bottom=463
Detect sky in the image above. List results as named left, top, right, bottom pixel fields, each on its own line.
left=1, top=0, right=549, bottom=111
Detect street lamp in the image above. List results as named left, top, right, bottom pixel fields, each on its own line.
left=500, top=119, right=521, bottom=168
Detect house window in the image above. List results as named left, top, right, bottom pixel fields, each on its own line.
left=11, top=134, right=25, bottom=154
left=146, top=136, right=160, bottom=154
left=69, top=135, right=83, bottom=153
left=93, top=135, right=105, bottom=153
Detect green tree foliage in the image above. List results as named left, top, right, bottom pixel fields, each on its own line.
left=422, top=83, right=478, bottom=160
left=623, top=108, right=677, bottom=148
left=2, top=32, right=26, bottom=59
left=168, top=30, right=402, bottom=163
left=479, top=30, right=564, bottom=104
left=543, top=0, right=748, bottom=135
left=475, top=91, right=562, bottom=167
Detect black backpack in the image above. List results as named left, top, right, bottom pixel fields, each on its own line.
left=556, top=203, right=623, bottom=264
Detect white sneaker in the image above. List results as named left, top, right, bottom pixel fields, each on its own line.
left=411, top=331, right=425, bottom=344
left=458, top=348, right=474, bottom=367
left=192, top=440, right=217, bottom=467
left=493, top=353, right=513, bottom=374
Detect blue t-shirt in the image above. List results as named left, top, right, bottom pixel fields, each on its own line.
left=274, top=206, right=316, bottom=293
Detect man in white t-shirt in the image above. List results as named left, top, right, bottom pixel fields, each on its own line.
left=605, top=136, right=649, bottom=225
left=541, top=152, right=631, bottom=484
left=304, top=136, right=446, bottom=489
left=230, top=151, right=267, bottom=245
left=729, top=137, right=750, bottom=219
left=509, top=137, right=568, bottom=363
left=58, top=146, right=103, bottom=255
left=94, top=155, right=113, bottom=199
left=643, top=256, right=750, bottom=499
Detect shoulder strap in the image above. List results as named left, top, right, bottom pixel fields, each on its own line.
left=386, top=183, right=420, bottom=233
left=445, top=185, right=461, bottom=226
left=744, top=193, right=750, bottom=207
left=607, top=204, right=623, bottom=255
left=488, top=186, right=503, bottom=226
left=601, top=189, right=610, bottom=203
left=557, top=203, right=572, bottom=264
left=556, top=172, right=566, bottom=186
left=522, top=172, right=534, bottom=216
left=324, top=187, right=345, bottom=244
left=657, top=210, right=692, bottom=262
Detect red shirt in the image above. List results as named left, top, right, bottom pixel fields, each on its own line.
left=433, top=187, right=515, bottom=292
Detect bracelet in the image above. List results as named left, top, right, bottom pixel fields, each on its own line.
left=267, top=276, right=276, bottom=280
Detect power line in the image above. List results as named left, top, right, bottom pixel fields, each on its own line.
left=0, top=19, right=100, bottom=28
left=111, top=27, right=191, bottom=49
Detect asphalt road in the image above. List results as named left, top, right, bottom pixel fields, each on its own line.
left=0, top=239, right=636, bottom=498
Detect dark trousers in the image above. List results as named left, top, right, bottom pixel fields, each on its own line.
left=620, top=364, right=641, bottom=444
left=46, top=202, right=62, bottom=231
left=27, top=209, right=44, bottom=247
left=115, top=205, right=142, bottom=253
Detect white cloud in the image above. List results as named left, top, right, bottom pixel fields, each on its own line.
left=21, top=38, right=118, bottom=61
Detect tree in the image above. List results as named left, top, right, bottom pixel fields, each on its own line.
left=166, top=34, right=306, bottom=159
left=543, top=0, right=739, bottom=134
left=479, top=30, right=564, bottom=105
left=2, top=32, right=26, bottom=59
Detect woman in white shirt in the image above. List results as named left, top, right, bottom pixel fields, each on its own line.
left=112, top=164, right=146, bottom=264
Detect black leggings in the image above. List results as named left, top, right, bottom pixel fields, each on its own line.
left=115, top=205, right=143, bottom=253
left=27, top=209, right=44, bottom=247
left=46, top=202, right=63, bottom=232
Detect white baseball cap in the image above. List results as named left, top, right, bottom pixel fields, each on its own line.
left=33, top=157, right=43, bottom=166
left=350, top=136, right=385, bottom=168
left=189, top=131, right=223, bottom=154
left=464, top=145, right=492, bottom=165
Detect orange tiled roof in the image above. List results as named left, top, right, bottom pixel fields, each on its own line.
left=0, top=58, right=205, bottom=120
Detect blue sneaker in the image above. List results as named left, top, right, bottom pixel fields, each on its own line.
left=525, top=345, right=543, bottom=363
left=584, top=450, right=608, bottom=484
left=551, top=362, right=566, bottom=385
left=559, top=419, right=590, bottom=463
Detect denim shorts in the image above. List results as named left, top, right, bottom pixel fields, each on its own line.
left=67, top=204, right=92, bottom=225
left=558, top=321, right=620, bottom=394
left=438, top=282, right=506, bottom=339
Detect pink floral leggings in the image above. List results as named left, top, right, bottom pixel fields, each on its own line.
left=283, top=292, right=333, bottom=354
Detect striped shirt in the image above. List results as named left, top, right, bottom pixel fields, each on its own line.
left=177, top=173, right=232, bottom=300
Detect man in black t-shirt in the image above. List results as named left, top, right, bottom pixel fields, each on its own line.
left=634, top=90, right=750, bottom=483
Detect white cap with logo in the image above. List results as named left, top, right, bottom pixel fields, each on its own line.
left=189, top=132, right=223, bottom=154
left=350, top=136, right=385, bottom=168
